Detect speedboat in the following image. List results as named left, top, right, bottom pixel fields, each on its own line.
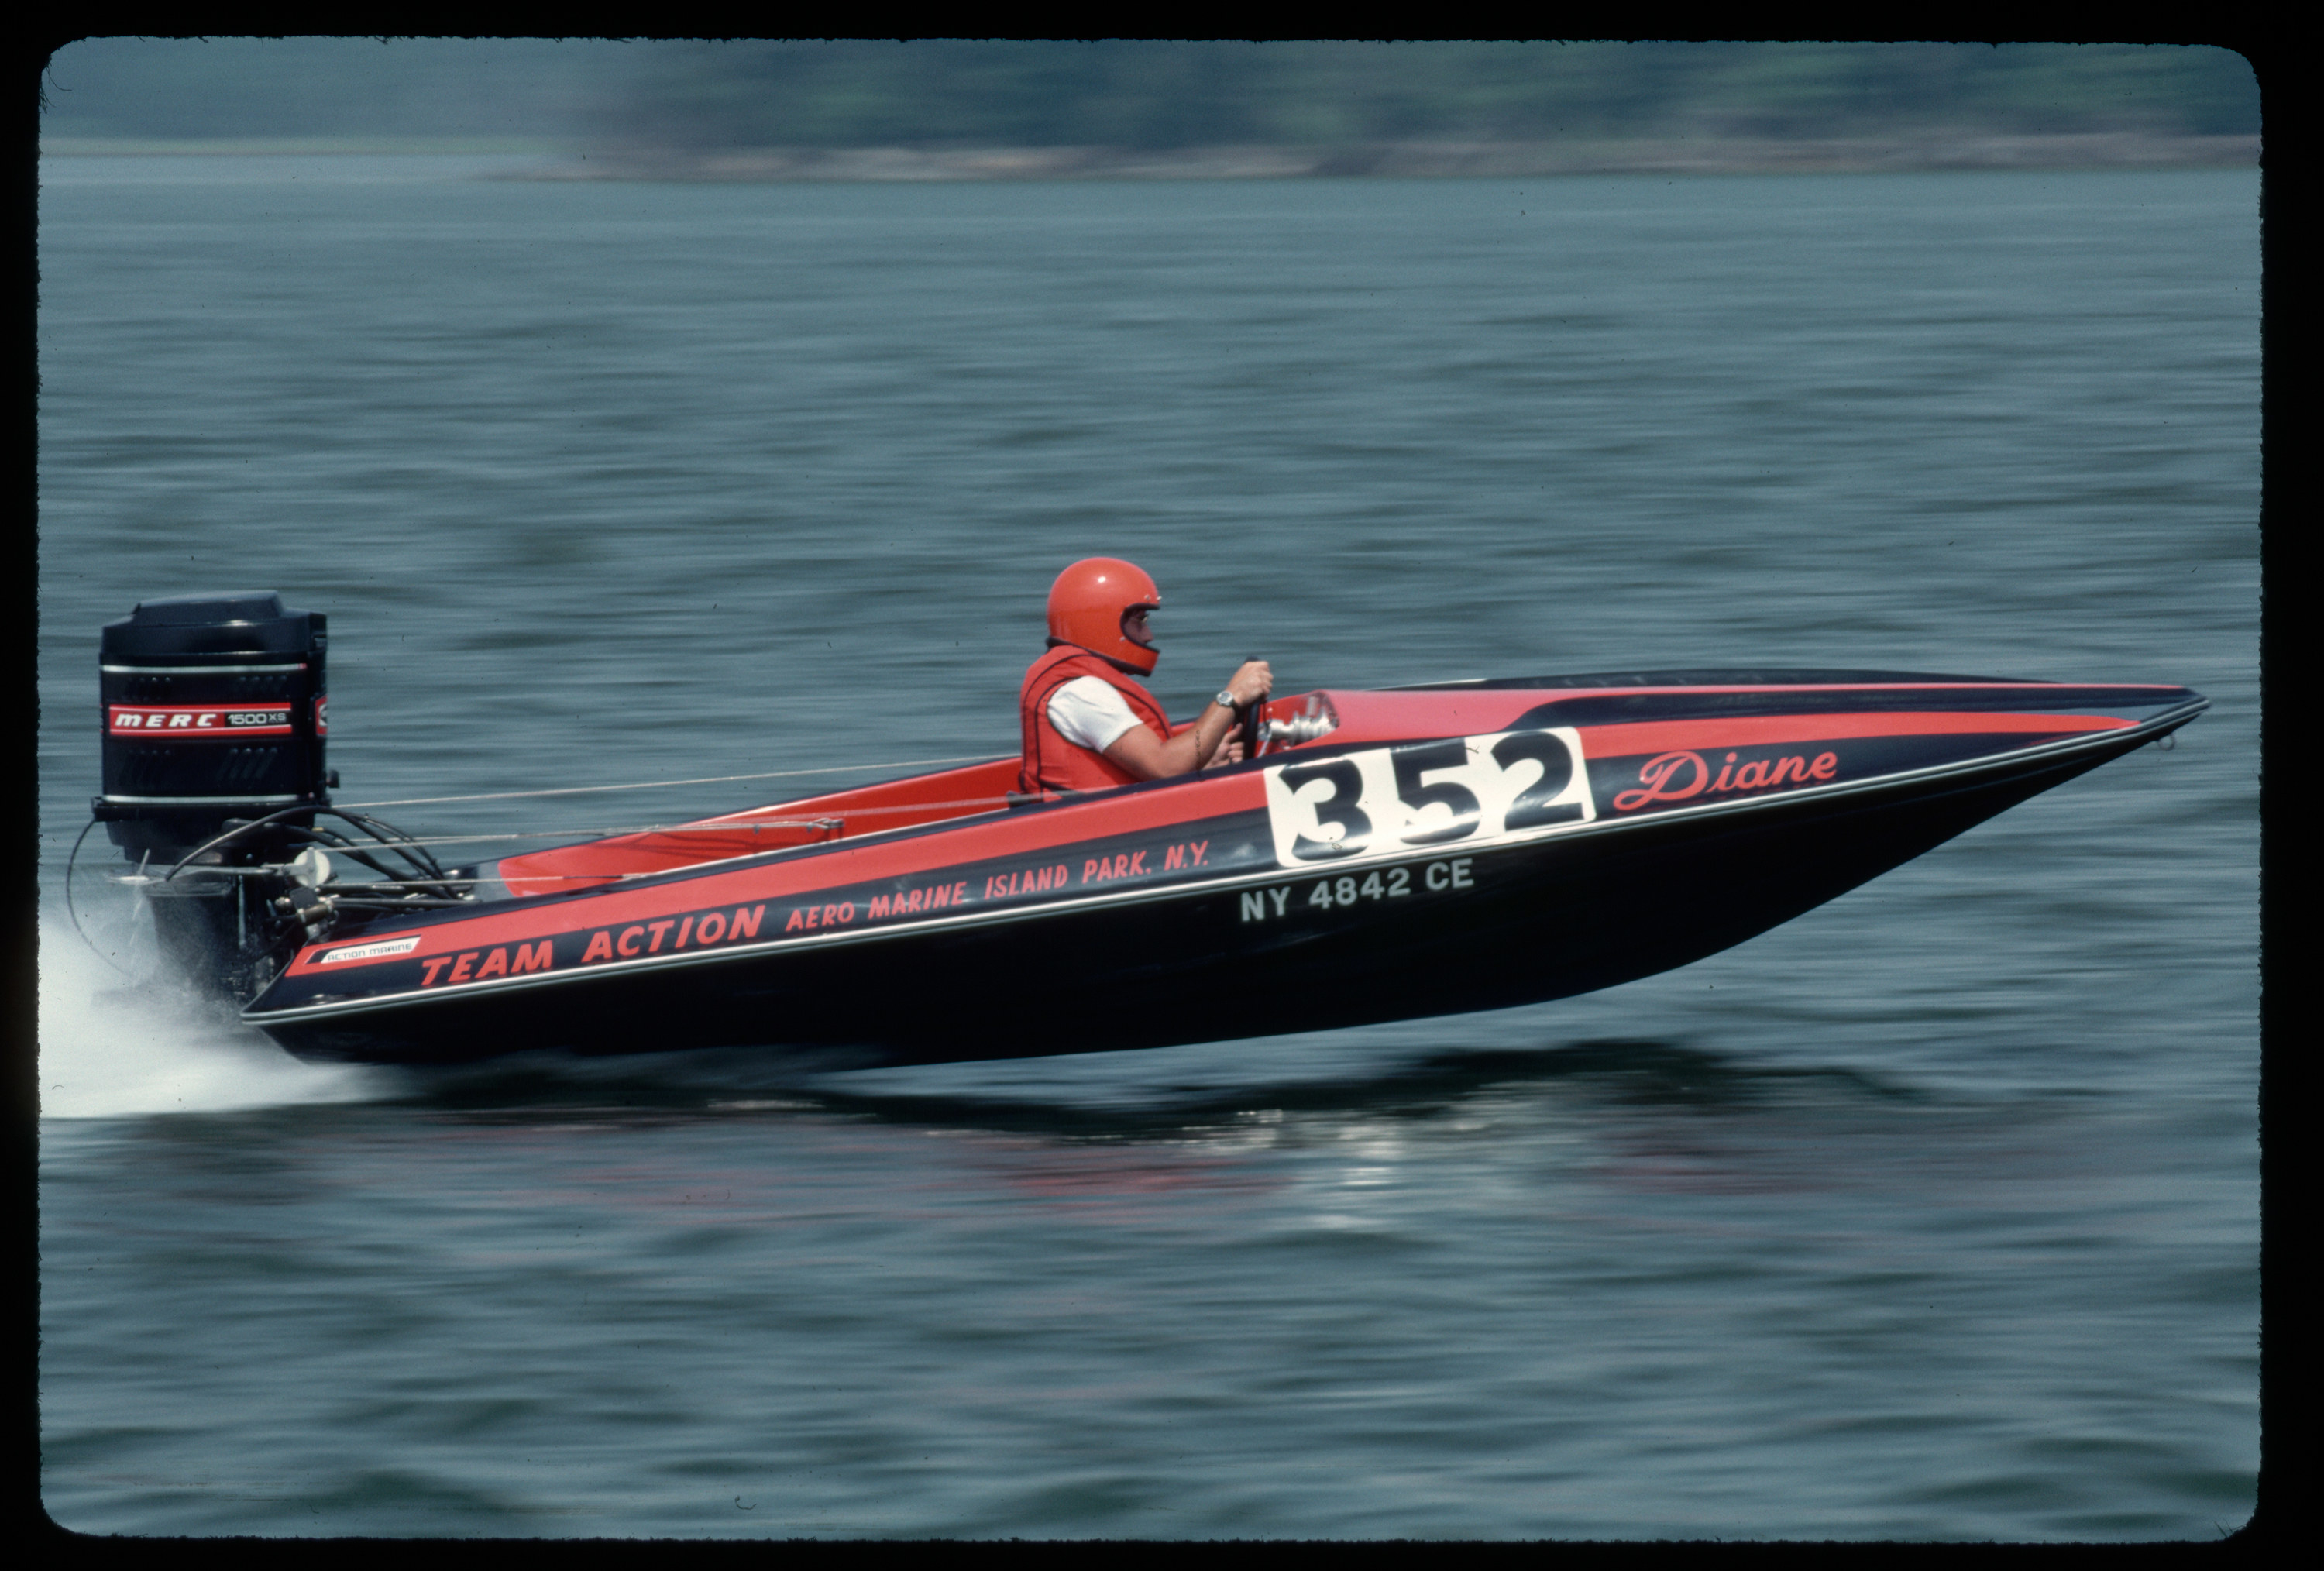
left=85, top=593, right=2208, bottom=1067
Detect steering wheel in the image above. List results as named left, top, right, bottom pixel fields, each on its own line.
left=1238, top=659, right=1267, bottom=761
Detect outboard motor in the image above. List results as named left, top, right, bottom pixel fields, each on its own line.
left=94, top=592, right=335, bottom=998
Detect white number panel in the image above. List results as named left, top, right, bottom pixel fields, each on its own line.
left=1261, top=728, right=1596, bottom=868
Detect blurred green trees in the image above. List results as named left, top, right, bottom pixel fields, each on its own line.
left=42, top=39, right=2257, bottom=150
left=596, top=41, right=2258, bottom=149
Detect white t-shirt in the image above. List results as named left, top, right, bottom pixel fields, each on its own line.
left=1047, top=675, right=1147, bottom=752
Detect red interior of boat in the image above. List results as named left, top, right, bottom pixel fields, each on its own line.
left=496, top=758, right=1026, bottom=897
left=493, top=693, right=1331, bottom=898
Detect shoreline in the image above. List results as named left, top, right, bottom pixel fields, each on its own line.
left=39, top=136, right=564, bottom=157
left=512, top=133, right=2258, bottom=181
left=41, top=132, right=2260, bottom=178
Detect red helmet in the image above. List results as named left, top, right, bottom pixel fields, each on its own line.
left=1046, top=557, right=1161, bottom=675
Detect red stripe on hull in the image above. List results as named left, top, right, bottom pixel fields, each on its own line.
left=297, top=706, right=2137, bottom=978
left=288, top=769, right=1271, bottom=975
left=1576, top=710, right=2126, bottom=758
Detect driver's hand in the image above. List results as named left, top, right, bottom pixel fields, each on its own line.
left=1226, top=659, right=1272, bottom=708
left=1208, top=736, right=1246, bottom=768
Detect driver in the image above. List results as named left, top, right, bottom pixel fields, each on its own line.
left=1019, top=558, right=1272, bottom=796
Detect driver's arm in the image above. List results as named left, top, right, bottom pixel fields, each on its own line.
left=1102, top=660, right=1271, bottom=781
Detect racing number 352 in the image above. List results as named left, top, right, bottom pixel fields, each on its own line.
left=1261, top=728, right=1596, bottom=868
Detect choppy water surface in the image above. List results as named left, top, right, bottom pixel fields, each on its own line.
left=36, top=157, right=2258, bottom=1538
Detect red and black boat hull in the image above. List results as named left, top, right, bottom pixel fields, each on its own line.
left=246, top=673, right=2202, bottom=1067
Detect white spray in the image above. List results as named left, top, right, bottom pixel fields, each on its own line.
left=35, top=892, right=385, bottom=1119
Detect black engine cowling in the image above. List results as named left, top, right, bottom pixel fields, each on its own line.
left=95, top=590, right=332, bottom=859
left=95, top=592, right=335, bottom=997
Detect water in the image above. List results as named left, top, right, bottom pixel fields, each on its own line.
left=36, top=156, right=2259, bottom=1538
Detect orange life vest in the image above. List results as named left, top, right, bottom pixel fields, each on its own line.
left=1019, top=645, right=1172, bottom=796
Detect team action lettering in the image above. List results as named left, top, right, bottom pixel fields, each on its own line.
left=576, top=903, right=768, bottom=965
left=420, top=939, right=555, bottom=988
left=422, top=837, right=1239, bottom=986
left=423, top=902, right=778, bottom=986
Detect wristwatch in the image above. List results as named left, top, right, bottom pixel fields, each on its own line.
left=1214, top=689, right=1239, bottom=710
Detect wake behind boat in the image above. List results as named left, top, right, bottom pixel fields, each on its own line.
left=84, top=593, right=2207, bottom=1067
